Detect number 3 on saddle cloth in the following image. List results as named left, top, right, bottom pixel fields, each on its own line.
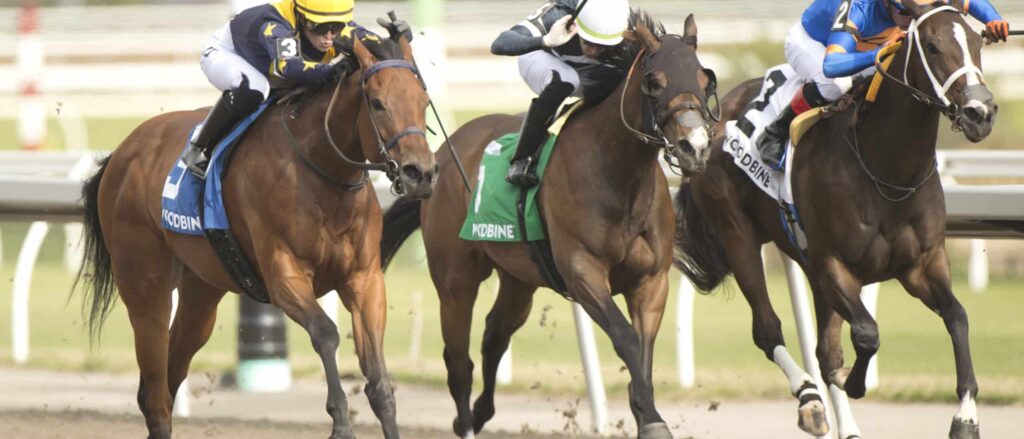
left=723, top=64, right=825, bottom=261
left=159, top=98, right=275, bottom=302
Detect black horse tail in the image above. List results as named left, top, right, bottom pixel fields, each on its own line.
left=380, top=196, right=422, bottom=271
left=673, top=182, right=731, bottom=293
left=72, top=155, right=118, bottom=340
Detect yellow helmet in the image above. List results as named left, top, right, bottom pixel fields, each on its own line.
left=294, top=0, right=353, bottom=23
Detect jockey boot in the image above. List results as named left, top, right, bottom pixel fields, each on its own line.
left=757, top=106, right=796, bottom=171
left=507, top=72, right=576, bottom=187
left=184, top=77, right=264, bottom=179
left=757, top=83, right=827, bottom=171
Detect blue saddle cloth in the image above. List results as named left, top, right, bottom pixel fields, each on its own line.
left=161, top=100, right=273, bottom=235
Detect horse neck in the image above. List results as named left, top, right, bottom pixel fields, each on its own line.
left=855, top=46, right=940, bottom=185
left=565, top=66, right=662, bottom=199
left=286, top=76, right=368, bottom=183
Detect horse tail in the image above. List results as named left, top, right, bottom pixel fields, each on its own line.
left=73, top=155, right=118, bottom=340
left=380, top=196, right=422, bottom=271
left=673, top=182, right=731, bottom=293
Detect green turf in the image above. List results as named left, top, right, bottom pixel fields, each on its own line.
left=1, top=223, right=1022, bottom=405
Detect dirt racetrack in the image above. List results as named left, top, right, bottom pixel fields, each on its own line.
left=0, top=409, right=600, bottom=439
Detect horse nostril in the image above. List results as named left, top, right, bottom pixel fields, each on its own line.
left=963, top=106, right=985, bottom=124
left=401, top=164, right=422, bottom=182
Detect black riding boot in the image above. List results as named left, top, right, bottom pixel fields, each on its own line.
left=757, top=106, right=797, bottom=171
left=506, top=73, right=576, bottom=187
left=184, top=79, right=264, bottom=179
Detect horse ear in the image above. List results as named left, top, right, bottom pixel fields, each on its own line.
left=947, top=0, right=967, bottom=13
left=398, top=36, right=415, bottom=63
left=351, top=36, right=377, bottom=69
left=635, top=21, right=661, bottom=53
left=683, top=14, right=698, bottom=51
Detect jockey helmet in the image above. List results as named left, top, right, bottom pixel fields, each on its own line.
left=575, top=0, right=630, bottom=46
left=294, top=0, right=353, bottom=24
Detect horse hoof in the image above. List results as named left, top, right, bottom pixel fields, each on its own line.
left=797, top=400, right=829, bottom=436
left=329, top=427, right=356, bottom=439
left=844, top=380, right=867, bottom=399
left=638, top=422, right=673, bottom=439
left=452, top=417, right=477, bottom=438
left=949, top=419, right=980, bottom=439
left=828, top=368, right=851, bottom=390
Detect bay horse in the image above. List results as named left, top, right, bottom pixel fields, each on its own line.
left=380, top=13, right=717, bottom=439
left=674, top=2, right=996, bottom=439
left=74, top=31, right=435, bottom=439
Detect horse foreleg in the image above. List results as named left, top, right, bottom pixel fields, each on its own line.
left=624, top=273, right=669, bottom=386
left=472, top=271, right=536, bottom=434
left=434, top=272, right=482, bottom=439
left=812, top=291, right=862, bottom=439
left=269, top=257, right=353, bottom=439
left=566, top=253, right=669, bottom=439
left=899, top=245, right=979, bottom=439
left=340, top=268, right=399, bottom=439
left=167, top=273, right=226, bottom=400
left=812, top=257, right=874, bottom=399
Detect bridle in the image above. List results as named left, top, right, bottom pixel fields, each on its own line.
left=619, top=35, right=720, bottom=172
left=281, top=58, right=428, bottom=196
left=874, top=5, right=986, bottom=127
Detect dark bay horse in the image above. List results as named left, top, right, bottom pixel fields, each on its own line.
left=74, top=32, right=435, bottom=439
left=674, top=3, right=996, bottom=439
left=380, top=13, right=716, bottom=439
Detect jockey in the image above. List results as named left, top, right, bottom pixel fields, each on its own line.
left=757, top=0, right=1009, bottom=169
left=185, top=0, right=366, bottom=177
left=491, top=0, right=632, bottom=187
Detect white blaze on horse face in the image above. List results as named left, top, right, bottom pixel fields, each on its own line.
left=772, top=345, right=815, bottom=395
left=955, top=393, right=979, bottom=424
left=952, top=23, right=981, bottom=87
left=685, top=126, right=709, bottom=152
left=829, top=383, right=863, bottom=438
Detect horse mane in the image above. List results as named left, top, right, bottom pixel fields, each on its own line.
left=622, top=9, right=667, bottom=64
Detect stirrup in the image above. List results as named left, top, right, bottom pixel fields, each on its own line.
left=183, top=144, right=210, bottom=179
left=506, top=157, right=538, bottom=187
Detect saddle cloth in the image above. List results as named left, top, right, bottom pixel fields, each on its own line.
left=458, top=100, right=584, bottom=242
left=161, top=100, right=273, bottom=235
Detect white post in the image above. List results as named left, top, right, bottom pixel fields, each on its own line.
left=18, top=1, right=46, bottom=153
left=572, top=303, right=608, bottom=434
left=967, top=239, right=988, bottom=293
left=12, top=221, right=49, bottom=364
left=170, top=289, right=191, bottom=417
left=676, top=275, right=696, bottom=388
left=861, top=283, right=880, bottom=391
left=408, top=290, right=424, bottom=364
left=413, top=0, right=452, bottom=152
left=779, top=251, right=834, bottom=439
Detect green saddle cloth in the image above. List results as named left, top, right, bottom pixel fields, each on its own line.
left=458, top=132, right=558, bottom=242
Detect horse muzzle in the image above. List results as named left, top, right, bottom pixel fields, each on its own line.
left=956, top=85, right=997, bottom=143
left=398, top=163, right=437, bottom=199
left=670, top=122, right=711, bottom=176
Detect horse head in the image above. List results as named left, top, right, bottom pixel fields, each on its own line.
left=901, top=1, right=997, bottom=142
left=351, top=33, right=437, bottom=199
left=625, top=13, right=718, bottom=175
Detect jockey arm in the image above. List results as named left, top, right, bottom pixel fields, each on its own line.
left=261, top=19, right=335, bottom=85
left=959, top=0, right=1002, bottom=24
left=822, top=1, right=882, bottom=78
left=491, top=0, right=574, bottom=56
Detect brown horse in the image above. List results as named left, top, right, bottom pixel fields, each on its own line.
left=73, top=31, right=435, bottom=439
left=380, top=13, right=716, bottom=439
left=674, top=3, right=996, bottom=439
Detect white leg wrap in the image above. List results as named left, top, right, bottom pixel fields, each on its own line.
left=772, top=345, right=815, bottom=396
left=829, top=384, right=862, bottom=439
left=954, top=394, right=978, bottom=425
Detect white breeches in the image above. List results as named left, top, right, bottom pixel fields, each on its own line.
left=200, top=23, right=271, bottom=99
left=784, top=23, right=866, bottom=102
left=517, top=50, right=582, bottom=97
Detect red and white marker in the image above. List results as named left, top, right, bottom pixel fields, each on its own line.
left=18, top=1, right=45, bottom=151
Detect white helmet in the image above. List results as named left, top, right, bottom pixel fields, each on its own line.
left=575, top=0, right=630, bottom=46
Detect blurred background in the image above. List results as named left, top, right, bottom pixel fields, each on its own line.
left=1, top=0, right=1023, bottom=420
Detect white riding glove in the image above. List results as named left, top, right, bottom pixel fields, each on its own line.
left=542, top=15, right=578, bottom=48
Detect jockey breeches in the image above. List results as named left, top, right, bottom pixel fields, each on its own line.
left=200, top=23, right=271, bottom=99
left=517, top=50, right=583, bottom=98
left=785, top=23, right=873, bottom=102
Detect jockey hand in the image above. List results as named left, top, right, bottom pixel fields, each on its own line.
left=984, top=19, right=1009, bottom=44
left=543, top=15, right=578, bottom=48
left=882, top=29, right=907, bottom=48
left=377, top=17, right=413, bottom=42
left=330, top=55, right=360, bottom=80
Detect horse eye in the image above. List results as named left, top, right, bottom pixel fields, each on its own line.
left=925, top=42, right=941, bottom=55
left=370, top=98, right=385, bottom=111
